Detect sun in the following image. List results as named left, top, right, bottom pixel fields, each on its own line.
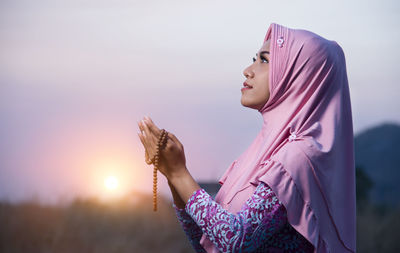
left=104, top=176, right=119, bottom=190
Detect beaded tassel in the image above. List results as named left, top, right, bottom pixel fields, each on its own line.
left=149, top=129, right=168, bottom=212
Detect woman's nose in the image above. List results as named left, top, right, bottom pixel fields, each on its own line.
left=243, top=65, right=254, bottom=79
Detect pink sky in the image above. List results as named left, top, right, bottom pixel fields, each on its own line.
left=1, top=0, right=399, bottom=203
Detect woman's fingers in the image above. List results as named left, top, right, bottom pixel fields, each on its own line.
left=138, top=132, right=150, bottom=163
left=137, top=121, right=145, bottom=137
left=138, top=131, right=145, bottom=146
left=138, top=116, right=183, bottom=160
left=140, top=119, right=157, bottom=142
left=138, top=120, right=153, bottom=146
left=138, top=131, right=148, bottom=153
left=138, top=122, right=149, bottom=147
left=143, top=117, right=162, bottom=137
left=138, top=121, right=154, bottom=154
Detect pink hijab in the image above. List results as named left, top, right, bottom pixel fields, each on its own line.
left=199, top=23, right=356, bottom=253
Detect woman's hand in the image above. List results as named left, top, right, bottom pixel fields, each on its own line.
left=137, top=116, right=187, bottom=180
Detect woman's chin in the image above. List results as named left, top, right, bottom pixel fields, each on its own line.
left=240, top=97, right=249, bottom=107
left=241, top=98, right=265, bottom=111
left=241, top=99, right=256, bottom=110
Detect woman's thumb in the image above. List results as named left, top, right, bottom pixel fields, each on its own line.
left=168, top=132, right=182, bottom=148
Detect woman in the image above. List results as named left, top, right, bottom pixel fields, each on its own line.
left=137, top=22, right=356, bottom=253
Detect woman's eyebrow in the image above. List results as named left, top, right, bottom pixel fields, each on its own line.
left=256, top=51, right=270, bottom=56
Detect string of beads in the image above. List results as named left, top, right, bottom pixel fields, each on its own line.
left=146, top=129, right=168, bottom=211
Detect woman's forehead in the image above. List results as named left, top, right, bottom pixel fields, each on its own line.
left=259, top=39, right=271, bottom=52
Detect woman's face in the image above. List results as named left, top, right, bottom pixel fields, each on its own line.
left=241, top=39, right=271, bottom=111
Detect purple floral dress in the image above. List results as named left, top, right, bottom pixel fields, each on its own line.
left=173, top=182, right=314, bottom=253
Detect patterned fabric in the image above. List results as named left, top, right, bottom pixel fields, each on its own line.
left=173, top=182, right=314, bottom=253
left=174, top=203, right=207, bottom=252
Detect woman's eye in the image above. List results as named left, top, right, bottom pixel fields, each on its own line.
left=260, top=56, right=269, bottom=63
left=252, top=56, right=269, bottom=63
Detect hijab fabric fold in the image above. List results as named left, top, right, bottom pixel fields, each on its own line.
left=199, top=23, right=356, bottom=253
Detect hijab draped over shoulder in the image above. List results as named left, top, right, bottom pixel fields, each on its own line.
left=202, top=23, right=356, bottom=253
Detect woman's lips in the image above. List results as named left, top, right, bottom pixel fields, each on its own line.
left=242, top=82, right=253, bottom=91
left=243, top=82, right=253, bottom=88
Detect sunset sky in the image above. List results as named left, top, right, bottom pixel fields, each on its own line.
left=1, top=0, right=399, bottom=204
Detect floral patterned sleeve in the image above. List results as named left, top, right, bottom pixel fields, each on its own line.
left=185, top=182, right=287, bottom=252
left=173, top=203, right=207, bottom=253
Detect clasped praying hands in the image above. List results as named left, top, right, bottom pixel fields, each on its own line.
left=137, top=116, right=188, bottom=180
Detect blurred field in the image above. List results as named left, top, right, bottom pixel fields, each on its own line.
left=357, top=204, right=400, bottom=253
left=0, top=192, right=194, bottom=253
left=0, top=189, right=399, bottom=252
